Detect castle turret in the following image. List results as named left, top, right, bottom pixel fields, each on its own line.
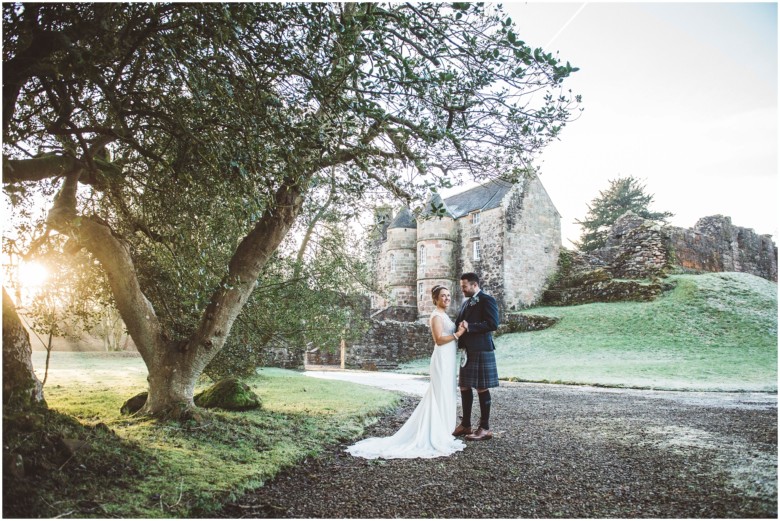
left=382, top=207, right=418, bottom=313
left=417, top=193, right=458, bottom=319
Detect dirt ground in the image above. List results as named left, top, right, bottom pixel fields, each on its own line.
left=215, top=382, right=777, bottom=519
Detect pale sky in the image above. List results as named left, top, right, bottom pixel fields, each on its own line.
left=448, top=2, right=778, bottom=246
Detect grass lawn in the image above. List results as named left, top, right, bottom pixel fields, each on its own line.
left=10, top=352, right=398, bottom=518
left=7, top=272, right=776, bottom=517
left=398, top=272, right=777, bottom=391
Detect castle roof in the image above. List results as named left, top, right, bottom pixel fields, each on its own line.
left=419, top=192, right=455, bottom=219
left=387, top=206, right=417, bottom=229
left=443, top=179, right=514, bottom=219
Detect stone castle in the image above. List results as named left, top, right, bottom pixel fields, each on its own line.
left=369, top=174, right=562, bottom=321
left=301, top=176, right=778, bottom=371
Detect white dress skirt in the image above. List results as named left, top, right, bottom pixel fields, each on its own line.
left=345, top=309, right=466, bottom=459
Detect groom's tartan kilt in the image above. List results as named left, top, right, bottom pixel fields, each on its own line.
left=459, top=350, right=499, bottom=389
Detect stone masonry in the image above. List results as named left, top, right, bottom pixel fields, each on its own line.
left=338, top=174, right=563, bottom=369
left=344, top=320, right=432, bottom=370
left=593, top=211, right=777, bottom=282
left=370, top=173, right=562, bottom=321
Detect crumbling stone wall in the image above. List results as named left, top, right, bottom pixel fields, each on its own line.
left=545, top=212, right=778, bottom=309
left=370, top=306, right=418, bottom=322
left=542, top=267, right=666, bottom=306
left=590, top=212, right=666, bottom=279
left=258, top=346, right=305, bottom=369
left=593, top=212, right=777, bottom=282
left=668, top=215, right=777, bottom=281
left=499, top=313, right=560, bottom=334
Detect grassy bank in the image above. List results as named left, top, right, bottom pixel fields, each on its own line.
left=6, top=352, right=398, bottom=518
left=398, top=272, right=777, bottom=391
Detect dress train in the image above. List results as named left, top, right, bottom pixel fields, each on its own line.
left=346, top=310, right=465, bottom=459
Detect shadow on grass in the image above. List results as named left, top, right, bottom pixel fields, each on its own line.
left=3, top=405, right=156, bottom=518
left=3, top=397, right=400, bottom=518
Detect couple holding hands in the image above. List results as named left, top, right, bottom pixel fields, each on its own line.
left=347, top=272, right=499, bottom=460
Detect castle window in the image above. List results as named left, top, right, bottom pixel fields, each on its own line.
left=470, top=211, right=481, bottom=237
left=390, top=254, right=396, bottom=272
left=473, top=240, right=481, bottom=261
left=418, top=282, right=424, bottom=300
left=419, top=244, right=426, bottom=267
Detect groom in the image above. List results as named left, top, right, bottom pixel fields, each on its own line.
left=453, top=272, right=499, bottom=441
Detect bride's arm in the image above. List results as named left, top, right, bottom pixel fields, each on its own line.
left=431, top=315, right=465, bottom=346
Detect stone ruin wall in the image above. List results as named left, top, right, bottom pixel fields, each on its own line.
left=593, top=213, right=669, bottom=279
left=592, top=212, right=777, bottom=282
left=670, top=215, right=777, bottom=281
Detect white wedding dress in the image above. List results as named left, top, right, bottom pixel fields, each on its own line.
left=346, top=309, right=466, bottom=459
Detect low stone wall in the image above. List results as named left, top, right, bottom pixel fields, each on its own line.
left=344, top=319, right=434, bottom=370
left=498, top=313, right=560, bottom=335
left=258, top=347, right=305, bottom=369
left=542, top=269, right=666, bottom=306
left=305, top=347, right=341, bottom=366
left=370, top=306, right=419, bottom=322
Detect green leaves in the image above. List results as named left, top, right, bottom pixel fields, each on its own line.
left=5, top=2, right=582, bottom=365
left=576, top=176, right=674, bottom=252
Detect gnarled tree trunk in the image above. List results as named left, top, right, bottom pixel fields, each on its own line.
left=2, top=287, right=45, bottom=409
left=42, top=170, right=308, bottom=419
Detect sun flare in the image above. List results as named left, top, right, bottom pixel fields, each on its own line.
left=18, top=261, right=49, bottom=289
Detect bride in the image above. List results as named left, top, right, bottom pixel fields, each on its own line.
left=346, top=285, right=467, bottom=459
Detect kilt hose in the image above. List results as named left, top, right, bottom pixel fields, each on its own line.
left=458, top=350, right=499, bottom=389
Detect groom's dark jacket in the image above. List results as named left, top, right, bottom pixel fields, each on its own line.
left=455, top=290, right=499, bottom=352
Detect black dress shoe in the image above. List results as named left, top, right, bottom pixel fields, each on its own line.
left=465, top=427, right=493, bottom=441
left=452, top=424, right=473, bottom=437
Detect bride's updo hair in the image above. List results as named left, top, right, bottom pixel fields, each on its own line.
left=431, top=285, right=448, bottom=304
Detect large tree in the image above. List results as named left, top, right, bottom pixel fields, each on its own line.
left=3, top=287, right=45, bottom=409
left=575, top=176, right=673, bottom=252
left=3, top=3, right=580, bottom=418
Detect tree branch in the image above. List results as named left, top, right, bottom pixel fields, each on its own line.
left=187, top=175, right=309, bottom=365
left=3, top=155, right=81, bottom=184
left=44, top=172, right=163, bottom=363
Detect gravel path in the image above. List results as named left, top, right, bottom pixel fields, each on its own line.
left=216, top=382, right=777, bottom=518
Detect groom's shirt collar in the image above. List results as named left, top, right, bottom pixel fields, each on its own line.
left=472, top=289, right=481, bottom=298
